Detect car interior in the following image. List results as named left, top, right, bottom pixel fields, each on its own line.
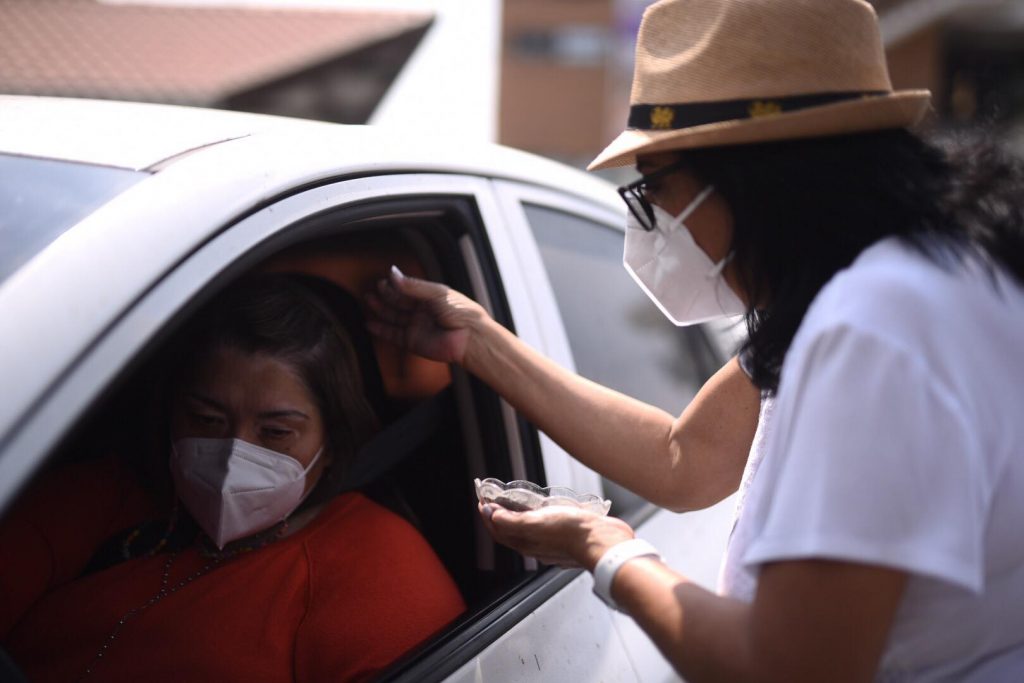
left=1, top=196, right=544, bottom=679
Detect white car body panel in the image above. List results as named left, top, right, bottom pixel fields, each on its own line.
left=445, top=576, right=640, bottom=682
left=0, top=96, right=310, bottom=170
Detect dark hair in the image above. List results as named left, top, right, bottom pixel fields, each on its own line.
left=170, top=273, right=380, bottom=477
left=678, top=128, right=1024, bottom=393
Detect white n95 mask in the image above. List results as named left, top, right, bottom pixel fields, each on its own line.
left=623, top=185, right=746, bottom=326
left=170, top=437, right=323, bottom=549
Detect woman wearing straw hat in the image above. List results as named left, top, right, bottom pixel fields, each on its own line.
left=368, top=0, right=1024, bottom=679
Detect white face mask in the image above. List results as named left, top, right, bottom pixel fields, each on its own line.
left=623, top=185, right=746, bottom=326
left=170, top=437, right=323, bottom=549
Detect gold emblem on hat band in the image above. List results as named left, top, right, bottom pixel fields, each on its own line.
left=650, top=106, right=676, bottom=129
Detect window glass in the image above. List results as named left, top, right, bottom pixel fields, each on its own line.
left=0, top=154, right=146, bottom=285
left=523, top=203, right=721, bottom=516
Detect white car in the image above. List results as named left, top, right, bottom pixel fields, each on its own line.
left=0, top=96, right=739, bottom=682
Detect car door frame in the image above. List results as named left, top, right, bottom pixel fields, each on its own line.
left=0, top=166, right=651, bottom=683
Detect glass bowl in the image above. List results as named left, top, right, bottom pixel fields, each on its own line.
left=474, top=477, right=611, bottom=516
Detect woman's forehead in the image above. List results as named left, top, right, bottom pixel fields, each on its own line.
left=184, top=347, right=316, bottom=404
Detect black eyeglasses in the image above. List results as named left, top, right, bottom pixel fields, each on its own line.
left=617, top=159, right=690, bottom=232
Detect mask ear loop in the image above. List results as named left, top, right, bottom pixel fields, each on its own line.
left=667, top=184, right=715, bottom=232
left=708, top=250, right=735, bottom=278
left=301, top=446, right=325, bottom=475
left=294, top=446, right=327, bottom=510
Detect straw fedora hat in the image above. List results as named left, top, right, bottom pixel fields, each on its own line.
left=588, top=0, right=932, bottom=171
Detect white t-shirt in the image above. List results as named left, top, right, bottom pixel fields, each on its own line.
left=717, top=393, right=774, bottom=600
left=721, top=237, right=1024, bottom=681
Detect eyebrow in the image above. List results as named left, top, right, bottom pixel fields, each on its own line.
left=185, top=392, right=227, bottom=412
left=185, top=393, right=309, bottom=420
left=258, top=410, right=310, bottom=421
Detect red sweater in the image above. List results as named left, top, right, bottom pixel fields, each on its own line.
left=1, top=459, right=466, bottom=682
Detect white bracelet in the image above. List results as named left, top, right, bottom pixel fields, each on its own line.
left=592, top=538, right=663, bottom=612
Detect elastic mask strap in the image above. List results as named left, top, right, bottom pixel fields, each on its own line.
left=301, top=446, right=324, bottom=475
left=708, top=250, right=735, bottom=278
left=672, top=184, right=715, bottom=228
left=293, top=446, right=327, bottom=512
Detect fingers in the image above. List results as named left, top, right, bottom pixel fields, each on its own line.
left=533, top=555, right=581, bottom=569
left=365, top=290, right=411, bottom=326
left=365, top=317, right=405, bottom=348
left=480, top=504, right=576, bottom=560
left=389, top=265, right=451, bottom=301
left=374, top=276, right=417, bottom=314
left=370, top=265, right=453, bottom=321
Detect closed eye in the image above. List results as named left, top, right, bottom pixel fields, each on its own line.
left=190, top=412, right=225, bottom=427
left=260, top=426, right=294, bottom=441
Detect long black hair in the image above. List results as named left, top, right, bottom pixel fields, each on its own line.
left=679, top=128, right=1024, bottom=393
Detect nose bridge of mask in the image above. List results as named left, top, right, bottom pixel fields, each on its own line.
left=230, top=439, right=319, bottom=473
left=175, top=437, right=318, bottom=493
left=224, top=439, right=321, bottom=494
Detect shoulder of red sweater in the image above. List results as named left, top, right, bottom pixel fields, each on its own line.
left=301, top=491, right=425, bottom=551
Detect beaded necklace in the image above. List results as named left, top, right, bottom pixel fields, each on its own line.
left=76, top=551, right=221, bottom=681
left=76, top=518, right=289, bottom=681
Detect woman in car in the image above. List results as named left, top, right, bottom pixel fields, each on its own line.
left=0, top=274, right=465, bottom=682
left=367, top=0, right=1024, bottom=680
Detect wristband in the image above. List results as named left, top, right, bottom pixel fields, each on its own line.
left=592, top=538, right=663, bottom=612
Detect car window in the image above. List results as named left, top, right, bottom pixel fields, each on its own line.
left=0, top=194, right=534, bottom=683
left=0, top=153, right=147, bottom=285
left=522, top=203, right=721, bottom=518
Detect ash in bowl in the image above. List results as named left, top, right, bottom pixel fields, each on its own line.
left=474, top=478, right=611, bottom=516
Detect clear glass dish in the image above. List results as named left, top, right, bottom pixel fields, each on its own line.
left=474, top=477, right=612, bottom=516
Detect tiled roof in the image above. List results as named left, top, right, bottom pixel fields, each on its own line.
left=0, top=0, right=431, bottom=104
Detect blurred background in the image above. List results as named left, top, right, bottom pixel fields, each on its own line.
left=1, top=0, right=1022, bottom=180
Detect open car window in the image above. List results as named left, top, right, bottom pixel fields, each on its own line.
left=0, top=184, right=542, bottom=682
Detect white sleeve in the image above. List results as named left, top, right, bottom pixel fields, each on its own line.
left=743, top=326, right=987, bottom=593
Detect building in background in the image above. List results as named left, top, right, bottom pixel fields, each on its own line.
left=3, top=0, right=1021, bottom=166
left=0, top=1, right=430, bottom=123
left=500, top=0, right=1024, bottom=174
left=0, top=0, right=501, bottom=143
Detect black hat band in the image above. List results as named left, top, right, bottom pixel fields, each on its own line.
left=627, top=91, right=888, bottom=131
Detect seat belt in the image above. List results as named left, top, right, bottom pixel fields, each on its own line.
left=338, top=386, right=453, bottom=492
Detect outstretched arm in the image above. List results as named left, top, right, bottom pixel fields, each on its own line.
left=367, top=268, right=759, bottom=512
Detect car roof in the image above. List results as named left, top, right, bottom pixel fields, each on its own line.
left=0, top=96, right=348, bottom=170
left=0, top=96, right=615, bottom=201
